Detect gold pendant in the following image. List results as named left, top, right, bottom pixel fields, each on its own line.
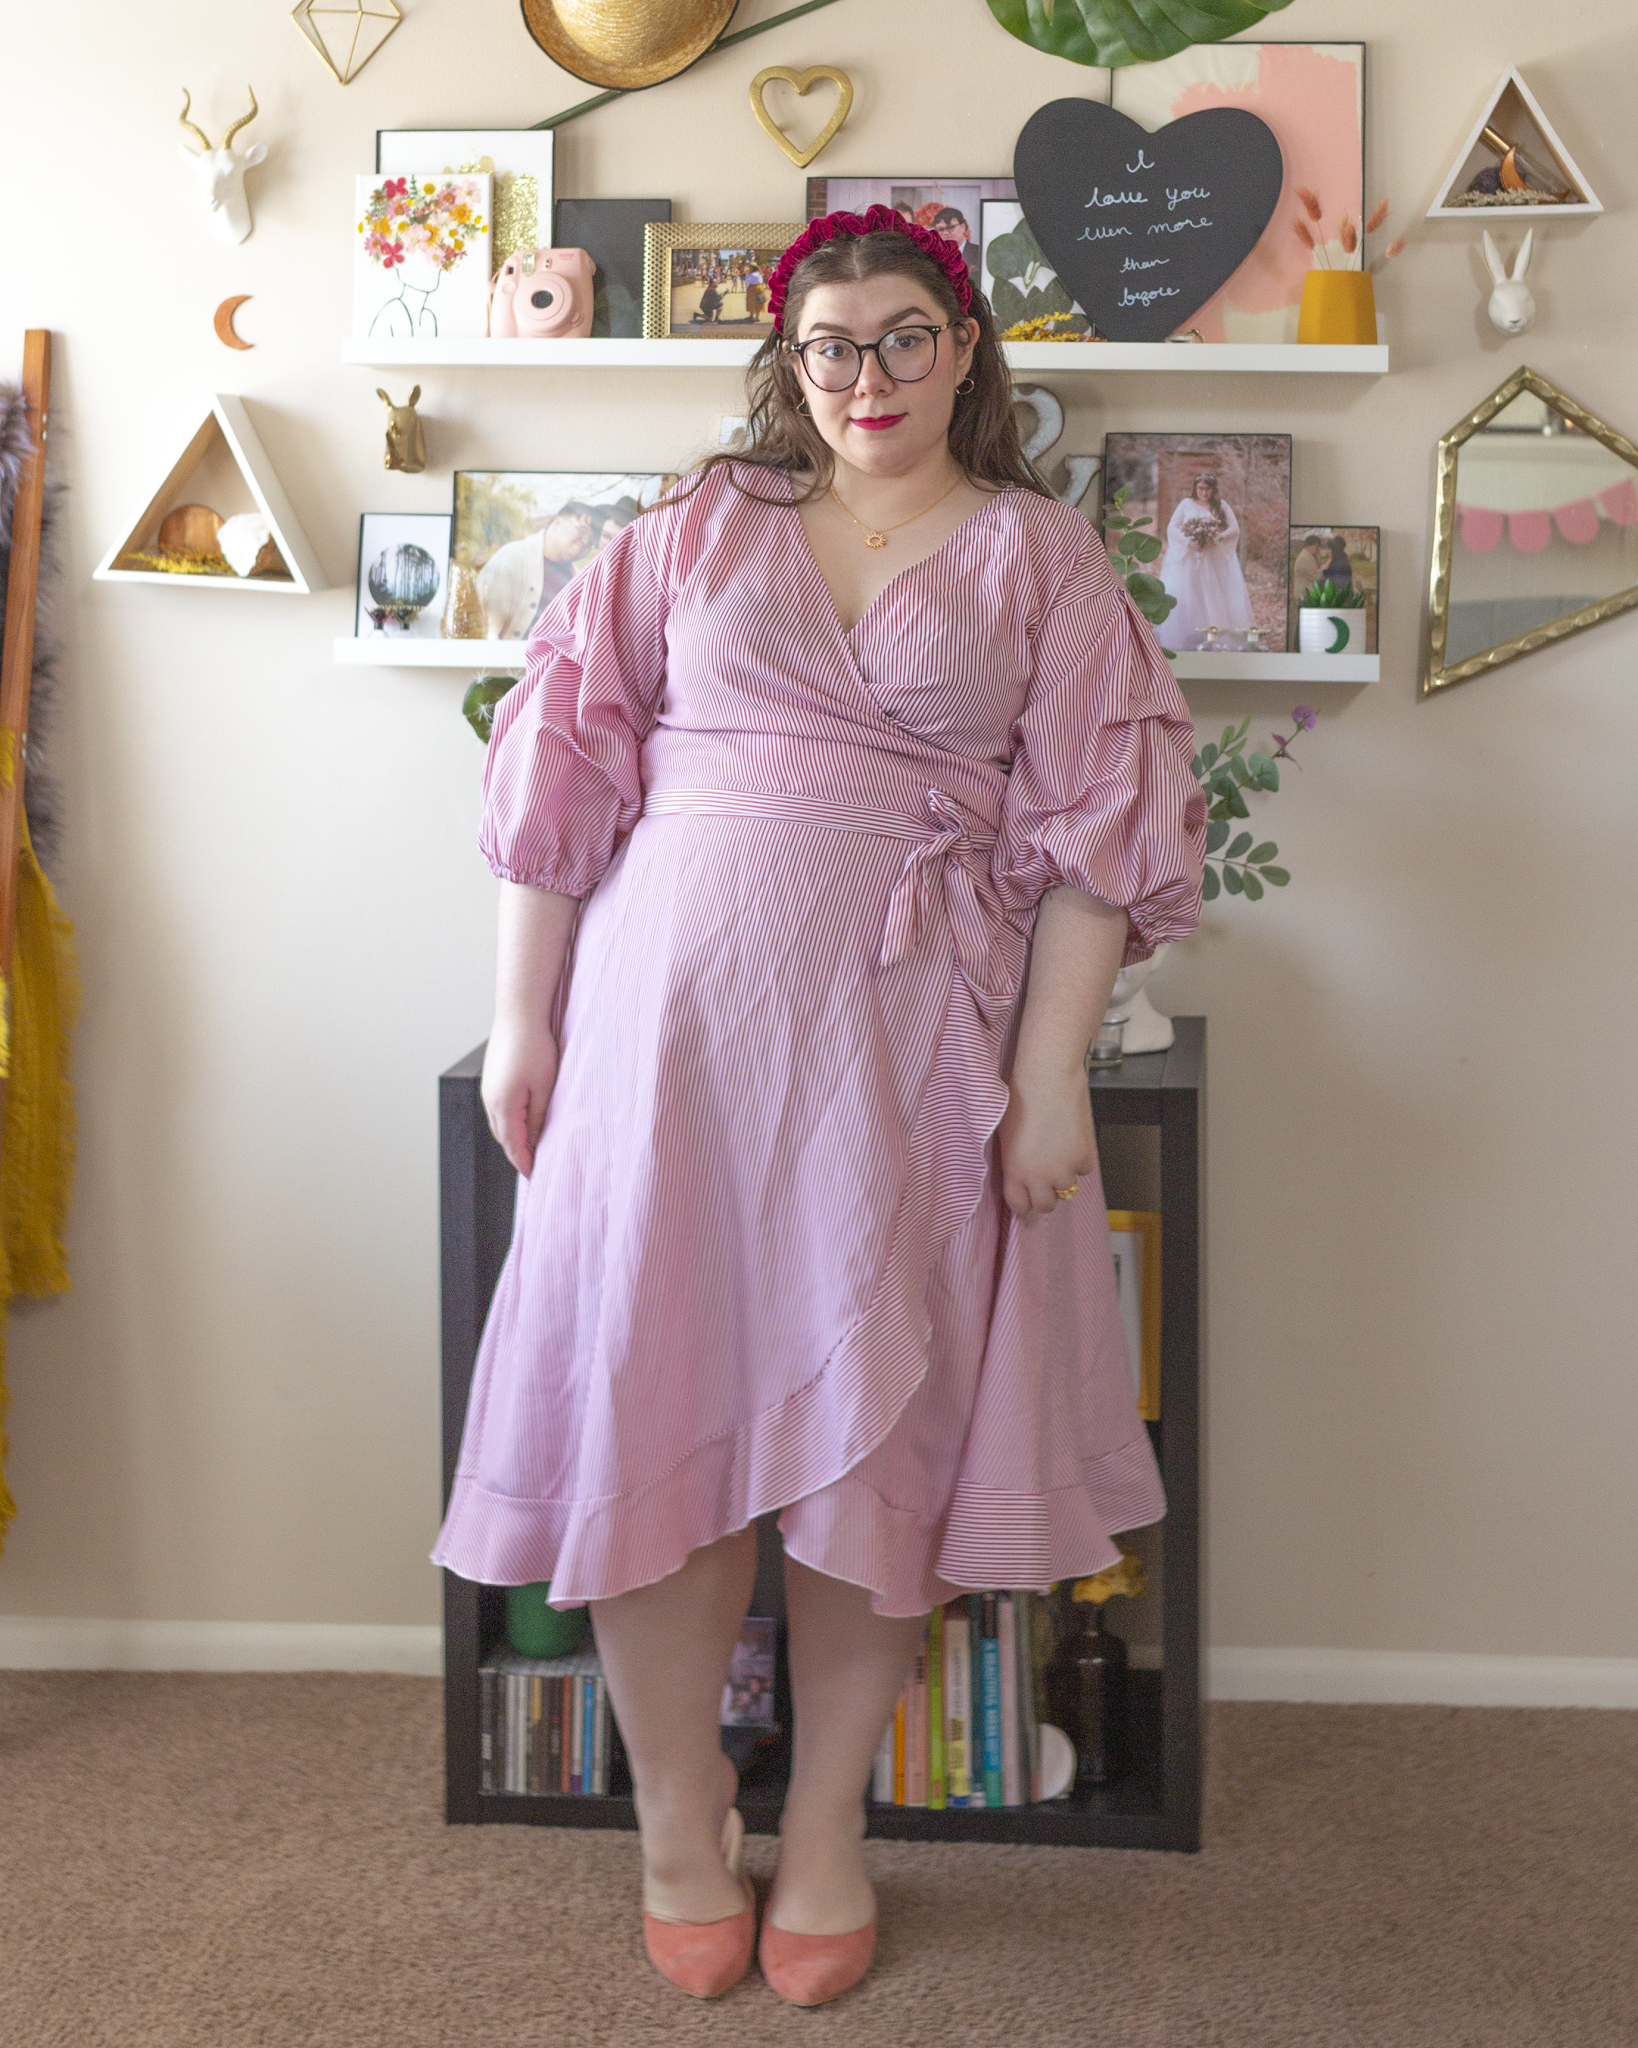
left=865, top=531, right=887, bottom=549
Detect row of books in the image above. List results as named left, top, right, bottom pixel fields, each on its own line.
left=872, top=1591, right=1047, bottom=1808
left=479, top=1646, right=613, bottom=1796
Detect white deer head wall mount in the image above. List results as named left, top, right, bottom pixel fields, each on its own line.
left=178, top=87, right=266, bottom=246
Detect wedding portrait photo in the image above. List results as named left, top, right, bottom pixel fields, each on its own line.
left=1102, top=431, right=1294, bottom=652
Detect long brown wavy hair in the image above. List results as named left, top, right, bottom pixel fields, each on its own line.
left=665, top=228, right=1051, bottom=509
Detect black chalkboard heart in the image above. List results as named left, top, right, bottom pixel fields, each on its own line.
left=1013, top=99, right=1284, bottom=342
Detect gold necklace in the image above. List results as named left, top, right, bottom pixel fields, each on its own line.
left=830, top=472, right=965, bottom=550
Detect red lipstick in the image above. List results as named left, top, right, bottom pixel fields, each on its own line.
left=851, top=413, right=906, bottom=432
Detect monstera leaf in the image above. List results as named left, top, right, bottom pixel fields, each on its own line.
left=987, top=0, right=1296, bottom=68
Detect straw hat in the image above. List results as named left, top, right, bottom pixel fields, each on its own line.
left=521, top=0, right=739, bottom=90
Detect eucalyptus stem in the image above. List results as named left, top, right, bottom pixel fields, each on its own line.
left=530, top=0, right=844, bottom=131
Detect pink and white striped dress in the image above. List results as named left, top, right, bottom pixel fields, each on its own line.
left=433, top=464, right=1205, bottom=1616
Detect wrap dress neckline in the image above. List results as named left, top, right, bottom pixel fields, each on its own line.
left=781, top=477, right=1011, bottom=641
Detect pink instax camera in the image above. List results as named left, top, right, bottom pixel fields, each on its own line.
left=489, top=247, right=595, bottom=338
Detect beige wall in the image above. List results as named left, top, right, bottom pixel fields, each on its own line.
left=1, top=0, right=1633, bottom=1660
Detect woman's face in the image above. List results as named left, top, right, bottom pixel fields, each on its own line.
left=790, top=274, right=977, bottom=478
left=1193, top=480, right=1214, bottom=504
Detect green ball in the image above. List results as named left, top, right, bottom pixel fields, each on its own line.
left=506, top=1582, right=590, bottom=1658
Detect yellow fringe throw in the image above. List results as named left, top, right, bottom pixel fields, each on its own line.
left=0, top=813, right=79, bottom=1549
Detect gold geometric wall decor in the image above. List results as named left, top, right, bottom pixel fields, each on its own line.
left=1424, top=365, right=1638, bottom=695
left=291, top=0, right=403, bottom=86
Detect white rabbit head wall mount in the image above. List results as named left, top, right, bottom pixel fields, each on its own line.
left=1484, top=228, right=1536, bottom=336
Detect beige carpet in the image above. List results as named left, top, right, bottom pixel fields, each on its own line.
left=4, top=1674, right=1633, bottom=2047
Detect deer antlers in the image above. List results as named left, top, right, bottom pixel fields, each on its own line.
left=178, top=86, right=258, bottom=152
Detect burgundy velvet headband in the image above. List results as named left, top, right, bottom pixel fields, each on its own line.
left=768, top=203, right=976, bottom=334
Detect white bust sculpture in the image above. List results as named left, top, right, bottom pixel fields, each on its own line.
left=1107, top=944, right=1174, bottom=1054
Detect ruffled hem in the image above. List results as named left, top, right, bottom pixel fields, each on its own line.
left=779, top=1433, right=1165, bottom=1616
left=435, top=1428, right=1165, bottom=1620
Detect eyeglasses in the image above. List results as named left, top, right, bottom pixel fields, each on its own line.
left=787, top=323, right=953, bottom=393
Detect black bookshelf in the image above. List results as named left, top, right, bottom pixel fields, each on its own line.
left=440, top=1019, right=1205, bottom=1852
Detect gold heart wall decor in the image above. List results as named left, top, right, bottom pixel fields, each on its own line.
left=749, top=65, right=853, bottom=169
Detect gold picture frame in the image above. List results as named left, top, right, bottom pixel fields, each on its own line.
left=1424, top=363, right=1638, bottom=697
left=1107, top=1210, right=1162, bottom=1423
left=642, top=222, right=802, bottom=341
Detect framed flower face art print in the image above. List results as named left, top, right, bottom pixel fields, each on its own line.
left=353, top=172, right=492, bottom=339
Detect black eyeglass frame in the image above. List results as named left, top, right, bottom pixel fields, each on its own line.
left=785, top=322, right=959, bottom=392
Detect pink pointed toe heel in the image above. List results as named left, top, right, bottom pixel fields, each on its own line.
left=642, top=1806, right=757, bottom=1999
left=758, top=1917, right=878, bottom=2006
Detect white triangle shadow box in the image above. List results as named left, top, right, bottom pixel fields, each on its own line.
left=94, top=395, right=326, bottom=594
left=1428, top=67, right=1603, bottom=221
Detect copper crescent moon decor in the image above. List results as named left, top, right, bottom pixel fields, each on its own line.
left=214, top=295, right=253, bottom=349
left=749, top=64, right=852, bottom=168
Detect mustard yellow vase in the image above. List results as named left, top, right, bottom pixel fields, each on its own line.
left=1297, top=270, right=1378, bottom=345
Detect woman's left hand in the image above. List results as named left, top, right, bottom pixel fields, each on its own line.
left=998, top=1069, right=1096, bottom=1218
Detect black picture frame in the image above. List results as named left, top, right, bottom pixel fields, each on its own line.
left=553, top=198, right=672, bottom=338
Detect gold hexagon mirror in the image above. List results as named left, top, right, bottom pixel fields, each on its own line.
left=1425, top=365, right=1638, bottom=695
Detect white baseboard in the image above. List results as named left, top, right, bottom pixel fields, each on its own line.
left=1208, top=1646, right=1638, bottom=1709
left=0, top=1616, right=442, bottom=1675
left=3, top=1623, right=1633, bottom=1707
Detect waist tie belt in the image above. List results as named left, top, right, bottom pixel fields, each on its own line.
left=643, top=785, right=1019, bottom=1000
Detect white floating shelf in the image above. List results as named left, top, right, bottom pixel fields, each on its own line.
left=342, top=337, right=1389, bottom=375
left=335, top=640, right=1378, bottom=684
left=335, top=637, right=529, bottom=668
left=1170, top=652, right=1378, bottom=684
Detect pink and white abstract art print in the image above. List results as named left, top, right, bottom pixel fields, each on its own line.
left=1111, top=43, right=1365, bottom=344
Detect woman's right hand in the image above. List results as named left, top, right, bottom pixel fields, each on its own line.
left=482, top=1014, right=560, bottom=1178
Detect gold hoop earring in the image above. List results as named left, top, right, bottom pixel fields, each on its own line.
left=956, top=376, right=976, bottom=395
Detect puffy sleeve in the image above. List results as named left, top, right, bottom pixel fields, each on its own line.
left=994, top=522, right=1206, bottom=965
left=477, top=513, right=670, bottom=896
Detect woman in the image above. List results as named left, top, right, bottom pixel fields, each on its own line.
left=435, top=205, right=1204, bottom=2005
left=1156, top=471, right=1254, bottom=651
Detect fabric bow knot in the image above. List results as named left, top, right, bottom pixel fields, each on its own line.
left=880, top=788, right=1017, bottom=999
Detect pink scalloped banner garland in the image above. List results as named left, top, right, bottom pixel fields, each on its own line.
left=1459, top=482, right=1638, bottom=553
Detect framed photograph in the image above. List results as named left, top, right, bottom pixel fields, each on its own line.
left=1289, top=525, right=1379, bottom=651
left=980, top=198, right=1089, bottom=336
left=1107, top=1210, right=1162, bottom=1423
left=720, top=1616, right=777, bottom=1729
left=806, top=177, right=1015, bottom=289
left=376, top=130, right=554, bottom=273
left=1110, top=43, right=1366, bottom=343
left=452, top=472, right=675, bottom=640
left=1102, top=432, right=1293, bottom=653
left=554, top=197, right=671, bottom=337
left=642, top=224, right=800, bottom=340
left=353, top=172, right=491, bottom=340
left=355, top=512, right=451, bottom=639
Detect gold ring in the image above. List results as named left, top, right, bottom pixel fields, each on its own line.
left=1054, top=1182, right=1079, bottom=1200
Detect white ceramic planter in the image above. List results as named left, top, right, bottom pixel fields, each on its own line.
left=1298, top=605, right=1364, bottom=654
